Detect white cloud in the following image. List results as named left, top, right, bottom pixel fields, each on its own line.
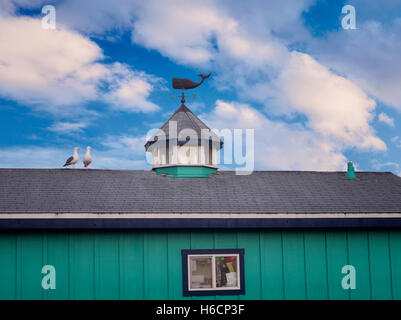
left=8, top=0, right=314, bottom=46
left=272, top=52, right=386, bottom=151
left=132, top=2, right=218, bottom=65
left=0, top=15, right=107, bottom=110
left=371, top=159, right=401, bottom=176
left=308, top=19, right=401, bottom=111
left=0, top=1, right=15, bottom=14
left=187, top=101, right=205, bottom=111
left=131, top=0, right=289, bottom=68
left=126, top=1, right=386, bottom=154
left=47, top=121, right=88, bottom=134
left=0, top=14, right=159, bottom=115
left=391, top=136, right=401, bottom=148
left=34, top=0, right=397, bottom=134
left=202, top=100, right=346, bottom=171
left=101, top=134, right=146, bottom=155
left=105, top=64, right=160, bottom=112
left=372, top=160, right=400, bottom=171
left=378, top=112, right=395, bottom=127
left=92, top=133, right=150, bottom=169
left=1, top=0, right=137, bottom=35
left=0, top=0, right=49, bottom=15
left=56, top=0, right=139, bottom=36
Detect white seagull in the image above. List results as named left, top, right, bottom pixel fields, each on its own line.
left=83, top=146, right=93, bottom=168
left=63, top=147, right=79, bottom=168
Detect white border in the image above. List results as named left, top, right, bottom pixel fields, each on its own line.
left=187, top=254, right=241, bottom=292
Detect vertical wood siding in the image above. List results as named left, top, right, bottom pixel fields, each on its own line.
left=0, top=229, right=400, bottom=300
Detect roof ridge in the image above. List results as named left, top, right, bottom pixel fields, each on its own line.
left=186, top=108, right=211, bottom=130
left=182, top=104, right=204, bottom=131
left=0, top=168, right=397, bottom=175
left=157, top=104, right=187, bottom=132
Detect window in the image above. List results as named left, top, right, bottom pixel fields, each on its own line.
left=181, top=249, right=245, bottom=296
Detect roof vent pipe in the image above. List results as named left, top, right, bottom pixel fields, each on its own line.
left=346, top=161, right=356, bottom=179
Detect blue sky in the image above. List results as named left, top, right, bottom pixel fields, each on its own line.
left=0, top=0, right=400, bottom=174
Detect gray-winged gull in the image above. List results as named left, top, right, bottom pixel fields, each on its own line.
left=83, top=146, right=93, bottom=168
left=63, top=147, right=79, bottom=168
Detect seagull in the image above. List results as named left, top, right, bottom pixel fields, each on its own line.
left=83, top=146, right=93, bottom=168
left=63, top=147, right=79, bottom=168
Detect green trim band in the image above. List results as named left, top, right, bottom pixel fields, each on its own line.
left=155, top=166, right=217, bottom=178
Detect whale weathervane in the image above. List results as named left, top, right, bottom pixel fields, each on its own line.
left=172, top=72, right=212, bottom=90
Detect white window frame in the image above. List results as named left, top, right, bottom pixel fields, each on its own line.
left=187, top=253, right=241, bottom=292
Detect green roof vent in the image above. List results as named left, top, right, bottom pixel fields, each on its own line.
left=346, top=161, right=356, bottom=179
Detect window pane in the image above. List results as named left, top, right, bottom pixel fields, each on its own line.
left=189, top=256, right=213, bottom=289
left=215, top=256, right=238, bottom=288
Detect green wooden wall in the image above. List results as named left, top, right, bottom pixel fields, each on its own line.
left=0, top=229, right=400, bottom=300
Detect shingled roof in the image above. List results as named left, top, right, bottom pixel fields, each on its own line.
left=1, top=169, right=401, bottom=214
left=145, top=104, right=222, bottom=151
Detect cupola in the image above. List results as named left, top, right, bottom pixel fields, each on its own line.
left=145, top=95, right=223, bottom=178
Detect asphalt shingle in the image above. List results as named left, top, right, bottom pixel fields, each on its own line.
left=145, top=104, right=222, bottom=150
left=0, top=169, right=401, bottom=214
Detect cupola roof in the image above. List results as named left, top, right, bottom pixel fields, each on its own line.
left=144, top=103, right=222, bottom=151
